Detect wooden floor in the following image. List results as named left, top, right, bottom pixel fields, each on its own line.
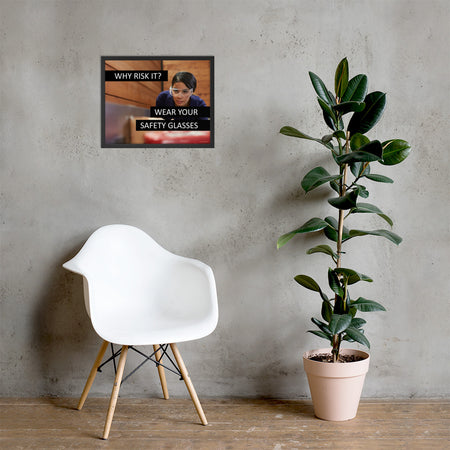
left=1, top=397, right=449, bottom=449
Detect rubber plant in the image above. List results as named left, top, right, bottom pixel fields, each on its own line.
left=278, top=58, right=411, bottom=362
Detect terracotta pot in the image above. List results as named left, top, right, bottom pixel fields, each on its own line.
left=303, top=347, right=370, bottom=421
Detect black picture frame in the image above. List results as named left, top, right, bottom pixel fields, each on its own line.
left=101, top=56, right=214, bottom=148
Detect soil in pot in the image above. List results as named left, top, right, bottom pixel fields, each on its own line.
left=308, top=352, right=365, bottom=363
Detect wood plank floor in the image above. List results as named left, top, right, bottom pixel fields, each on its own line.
left=1, top=397, right=449, bottom=449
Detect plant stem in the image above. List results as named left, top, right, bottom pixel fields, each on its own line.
left=332, top=335, right=340, bottom=363
left=336, top=132, right=350, bottom=268
left=333, top=132, right=351, bottom=362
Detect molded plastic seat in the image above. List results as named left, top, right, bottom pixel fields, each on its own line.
left=63, top=224, right=218, bottom=439
left=63, top=224, right=218, bottom=346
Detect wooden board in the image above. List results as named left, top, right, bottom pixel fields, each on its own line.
left=1, top=398, right=449, bottom=447
left=105, top=60, right=162, bottom=108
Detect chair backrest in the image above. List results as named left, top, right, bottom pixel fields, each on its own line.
left=63, top=225, right=172, bottom=316
left=63, top=225, right=218, bottom=342
left=64, top=224, right=170, bottom=278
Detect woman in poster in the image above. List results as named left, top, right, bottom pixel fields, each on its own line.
left=156, top=72, right=207, bottom=108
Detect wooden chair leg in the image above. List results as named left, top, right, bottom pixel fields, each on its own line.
left=102, top=345, right=128, bottom=440
left=153, top=345, right=169, bottom=399
left=170, top=343, right=208, bottom=426
left=77, top=340, right=109, bottom=410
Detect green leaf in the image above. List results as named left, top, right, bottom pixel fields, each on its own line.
left=350, top=161, right=370, bottom=178
left=277, top=233, right=296, bottom=249
left=349, top=229, right=402, bottom=245
left=294, top=275, right=321, bottom=292
left=351, top=202, right=393, bottom=226
left=319, top=289, right=329, bottom=303
left=351, top=317, right=367, bottom=328
left=323, top=111, right=335, bottom=131
left=325, top=216, right=338, bottom=229
left=333, top=130, right=346, bottom=140
left=345, top=327, right=370, bottom=348
left=277, top=218, right=330, bottom=248
left=328, top=189, right=359, bottom=210
left=342, top=74, right=368, bottom=103
left=350, top=162, right=363, bottom=178
left=292, top=218, right=330, bottom=234
left=350, top=133, right=370, bottom=151
left=355, top=184, right=369, bottom=198
left=301, top=167, right=341, bottom=193
left=324, top=226, right=338, bottom=242
left=329, top=180, right=340, bottom=193
left=348, top=91, right=386, bottom=136
left=337, top=152, right=380, bottom=164
left=336, top=140, right=383, bottom=164
left=321, top=301, right=333, bottom=322
left=311, top=317, right=332, bottom=335
left=329, top=314, right=352, bottom=334
left=323, top=111, right=344, bottom=132
left=280, top=126, right=313, bottom=139
left=324, top=216, right=350, bottom=242
left=318, top=97, right=337, bottom=122
left=335, top=58, right=349, bottom=99
left=327, top=94, right=345, bottom=131
left=333, top=101, right=365, bottom=115
left=334, top=268, right=373, bottom=284
left=333, top=293, right=348, bottom=315
left=365, top=173, right=394, bottom=183
left=279, top=126, right=334, bottom=150
left=351, top=297, right=386, bottom=312
left=308, top=330, right=332, bottom=341
left=309, top=71, right=334, bottom=105
left=380, top=139, right=411, bottom=166
left=328, top=268, right=343, bottom=296
left=307, top=244, right=338, bottom=260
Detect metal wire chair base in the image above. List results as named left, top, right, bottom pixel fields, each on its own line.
left=97, top=343, right=183, bottom=385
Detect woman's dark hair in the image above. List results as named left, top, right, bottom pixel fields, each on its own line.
left=171, top=72, right=197, bottom=92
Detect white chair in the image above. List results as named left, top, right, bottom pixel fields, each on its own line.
left=63, top=224, right=218, bottom=439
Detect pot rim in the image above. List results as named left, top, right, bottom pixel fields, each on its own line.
left=303, top=347, right=370, bottom=364
left=303, top=348, right=370, bottom=378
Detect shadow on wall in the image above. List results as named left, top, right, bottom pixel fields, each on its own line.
left=31, top=245, right=97, bottom=396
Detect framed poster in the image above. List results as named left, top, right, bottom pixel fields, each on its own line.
left=101, top=56, right=214, bottom=148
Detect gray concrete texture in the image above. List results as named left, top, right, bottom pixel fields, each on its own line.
left=1, top=0, right=449, bottom=399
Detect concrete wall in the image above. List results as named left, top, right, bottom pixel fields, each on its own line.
left=1, top=0, right=449, bottom=399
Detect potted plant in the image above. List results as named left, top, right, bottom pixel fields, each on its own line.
left=277, top=58, right=410, bottom=421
